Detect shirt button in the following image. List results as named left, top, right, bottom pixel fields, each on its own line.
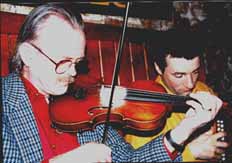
left=52, top=145, right=56, bottom=149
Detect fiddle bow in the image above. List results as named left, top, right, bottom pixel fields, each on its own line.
left=102, top=1, right=131, bottom=143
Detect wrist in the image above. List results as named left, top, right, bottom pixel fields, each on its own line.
left=172, top=119, right=196, bottom=144
left=165, top=130, right=185, bottom=152
left=188, top=142, right=200, bottom=159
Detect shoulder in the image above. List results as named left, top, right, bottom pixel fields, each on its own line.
left=2, top=73, right=22, bottom=89
left=194, top=81, right=215, bottom=94
left=2, top=73, right=28, bottom=113
left=2, top=73, right=23, bottom=96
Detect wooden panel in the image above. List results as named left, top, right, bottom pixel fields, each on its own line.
left=130, top=42, right=147, bottom=81
left=0, top=12, right=25, bottom=34
left=85, top=40, right=101, bottom=82
left=142, top=43, right=151, bottom=80
left=1, top=34, right=9, bottom=76
left=118, top=41, right=132, bottom=86
left=100, top=40, right=116, bottom=85
left=85, top=23, right=121, bottom=41
left=146, top=47, right=158, bottom=80
left=8, top=34, right=18, bottom=57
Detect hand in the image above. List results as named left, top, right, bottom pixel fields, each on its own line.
left=168, top=92, right=223, bottom=146
left=50, top=142, right=112, bottom=163
left=189, top=129, right=229, bottom=160
left=185, top=91, right=223, bottom=130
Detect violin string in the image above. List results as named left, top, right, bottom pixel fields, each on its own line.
left=102, top=85, right=197, bottom=104
left=125, top=88, right=193, bottom=102
left=125, top=95, right=183, bottom=104
left=104, top=85, right=190, bottom=100
left=126, top=91, right=188, bottom=101
left=126, top=87, right=184, bottom=98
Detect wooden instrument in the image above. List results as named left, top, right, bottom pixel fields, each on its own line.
left=49, top=81, right=194, bottom=135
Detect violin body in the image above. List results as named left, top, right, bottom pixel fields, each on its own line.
left=50, top=81, right=170, bottom=135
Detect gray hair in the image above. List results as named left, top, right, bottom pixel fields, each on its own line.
left=10, top=3, right=84, bottom=73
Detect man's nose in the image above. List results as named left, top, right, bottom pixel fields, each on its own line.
left=185, top=75, right=194, bottom=89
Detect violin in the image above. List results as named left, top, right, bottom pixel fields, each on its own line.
left=49, top=81, right=194, bottom=136
left=50, top=79, right=232, bottom=160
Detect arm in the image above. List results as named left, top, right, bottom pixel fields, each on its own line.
left=77, top=125, right=181, bottom=162
left=77, top=91, right=224, bottom=163
left=3, top=116, right=24, bottom=163
left=185, top=92, right=229, bottom=160
left=188, top=128, right=228, bottom=160
left=176, top=92, right=229, bottom=159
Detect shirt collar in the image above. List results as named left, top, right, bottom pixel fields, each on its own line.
left=155, top=75, right=175, bottom=94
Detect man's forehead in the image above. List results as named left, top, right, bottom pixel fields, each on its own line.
left=36, top=15, right=84, bottom=43
left=33, top=15, right=85, bottom=60
left=166, top=55, right=200, bottom=72
left=37, top=15, right=82, bottom=36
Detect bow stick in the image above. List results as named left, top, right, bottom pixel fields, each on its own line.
left=102, top=2, right=131, bottom=143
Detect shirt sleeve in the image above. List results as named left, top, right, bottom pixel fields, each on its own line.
left=77, top=124, right=182, bottom=162
left=162, top=135, right=179, bottom=160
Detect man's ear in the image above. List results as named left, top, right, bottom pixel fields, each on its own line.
left=154, top=62, right=163, bottom=75
left=18, top=42, right=38, bottom=67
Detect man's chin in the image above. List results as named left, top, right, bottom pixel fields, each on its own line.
left=50, top=86, right=68, bottom=96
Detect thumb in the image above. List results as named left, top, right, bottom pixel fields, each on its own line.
left=205, top=128, right=214, bottom=135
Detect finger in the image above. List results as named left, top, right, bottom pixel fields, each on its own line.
left=185, top=107, right=196, bottom=117
left=205, top=128, right=214, bottom=135
left=207, top=95, right=222, bottom=116
left=215, top=97, right=223, bottom=115
left=215, top=141, right=230, bottom=148
left=106, top=155, right=112, bottom=163
left=215, top=147, right=226, bottom=154
left=212, top=132, right=227, bottom=140
left=207, top=100, right=215, bottom=115
left=214, top=153, right=223, bottom=160
left=198, top=92, right=222, bottom=115
left=186, top=100, right=203, bottom=112
left=189, top=92, right=215, bottom=112
left=189, top=92, right=209, bottom=104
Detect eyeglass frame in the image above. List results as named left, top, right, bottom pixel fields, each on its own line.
left=28, top=42, right=82, bottom=74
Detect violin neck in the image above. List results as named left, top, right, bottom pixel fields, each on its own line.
left=101, top=85, right=196, bottom=105
left=125, top=88, right=193, bottom=105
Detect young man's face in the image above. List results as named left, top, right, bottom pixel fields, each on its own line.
left=25, top=15, right=86, bottom=96
left=158, top=55, right=200, bottom=96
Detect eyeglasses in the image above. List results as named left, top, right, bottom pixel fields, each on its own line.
left=28, top=42, right=82, bottom=74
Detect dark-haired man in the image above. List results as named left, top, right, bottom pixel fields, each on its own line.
left=125, top=30, right=230, bottom=161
